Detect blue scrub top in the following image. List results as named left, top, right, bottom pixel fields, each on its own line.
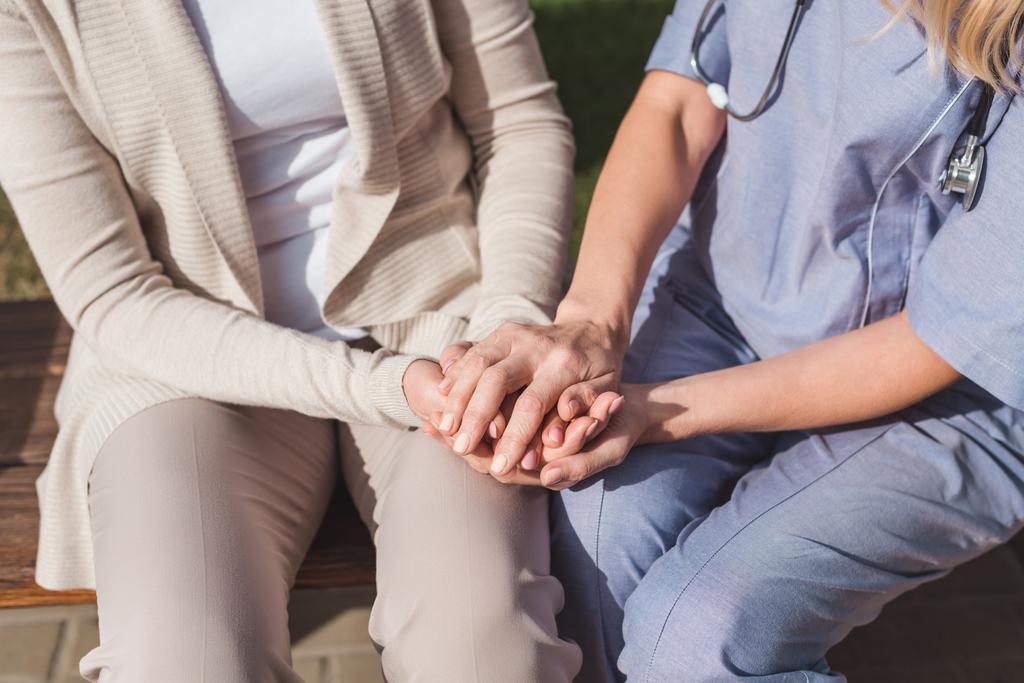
left=647, top=0, right=1024, bottom=411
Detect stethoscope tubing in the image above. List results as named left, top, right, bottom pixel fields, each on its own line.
left=688, top=1, right=998, bottom=324
left=689, top=0, right=994, bottom=218
left=689, top=0, right=807, bottom=121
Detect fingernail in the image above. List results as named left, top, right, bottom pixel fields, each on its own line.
left=522, top=447, right=539, bottom=470
left=610, top=396, right=625, bottom=415
left=438, top=413, right=454, bottom=433
left=490, top=454, right=509, bottom=474
left=441, top=358, right=456, bottom=375
left=568, top=399, right=581, bottom=417
left=453, top=433, right=470, bottom=454
left=542, top=468, right=564, bottom=487
left=585, top=420, right=599, bottom=440
left=488, top=421, right=499, bottom=439
left=547, top=425, right=564, bottom=443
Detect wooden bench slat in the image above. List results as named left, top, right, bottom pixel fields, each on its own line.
left=0, top=300, right=374, bottom=609
left=0, top=464, right=95, bottom=607
left=0, top=377, right=62, bottom=466
left=0, top=300, right=66, bottom=467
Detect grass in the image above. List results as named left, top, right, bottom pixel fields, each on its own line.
left=0, top=190, right=45, bottom=299
left=531, top=0, right=673, bottom=250
left=0, top=0, right=671, bottom=301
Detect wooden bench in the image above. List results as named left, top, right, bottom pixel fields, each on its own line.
left=0, top=299, right=375, bottom=609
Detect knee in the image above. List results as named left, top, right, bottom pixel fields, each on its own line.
left=553, top=468, right=658, bottom=579
left=372, top=576, right=580, bottom=683
left=369, top=460, right=580, bottom=682
left=620, top=554, right=817, bottom=682
left=553, top=461, right=689, bottom=606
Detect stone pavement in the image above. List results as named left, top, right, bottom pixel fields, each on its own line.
left=0, top=586, right=384, bottom=683
left=3, top=536, right=1024, bottom=682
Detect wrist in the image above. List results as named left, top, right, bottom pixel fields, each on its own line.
left=401, top=358, right=443, bottom=419
left=555, top=296, right=631, bottom=355
left=634, top=379, right=705, bottom=444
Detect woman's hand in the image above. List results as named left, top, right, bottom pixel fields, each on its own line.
left=402, top=359, right=448, bottom=422
left=435, top=317, right=629, bottom=475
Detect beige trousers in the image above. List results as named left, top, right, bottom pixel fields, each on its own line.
left=78, top=399, right=581, bottom=682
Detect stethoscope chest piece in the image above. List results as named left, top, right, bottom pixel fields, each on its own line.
left=940, top=82, right=995, bottom=212
left=941, top=134, right=986, bottom=211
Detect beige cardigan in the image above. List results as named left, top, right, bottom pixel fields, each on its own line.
left=0, top=0, right=573, bottom=590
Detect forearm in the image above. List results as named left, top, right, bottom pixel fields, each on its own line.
left=557, top=71, right=725, bottom=345
left=640, top=311, right=962, bottom=442
left=72, top=278, right=423, bottom=427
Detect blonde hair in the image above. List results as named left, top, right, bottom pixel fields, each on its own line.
left=882, top=1, right=1024, bottom=91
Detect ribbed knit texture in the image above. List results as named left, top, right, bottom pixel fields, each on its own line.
left=0, top=0, right=574, bottom=590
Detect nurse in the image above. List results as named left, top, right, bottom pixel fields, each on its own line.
left=433, top=1, right=1024, bottom=680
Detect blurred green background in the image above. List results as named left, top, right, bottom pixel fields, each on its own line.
left=0, top=0, right=672, bottom=301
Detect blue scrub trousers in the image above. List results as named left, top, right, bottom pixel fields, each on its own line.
left=552, top=244, right=1024, bottom=682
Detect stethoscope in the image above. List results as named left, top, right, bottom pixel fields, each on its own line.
left=689, top=0, right=995, bottom=211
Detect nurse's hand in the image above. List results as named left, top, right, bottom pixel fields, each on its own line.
left=504, top=388, right=625, bottom=469
left=421, top=421, right=544, bottom=485
left=536, top=383, right=651, bottom=490
left=413, top=376, right=542, bottom=485
left=434, top=318, right=628, bottom=475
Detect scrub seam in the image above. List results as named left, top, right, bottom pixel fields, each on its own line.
left=189, top=403, right=210, bottom=683
left=639, top=426, right=897, bottom=682
left=912, top=299, right=1024, bottom=381
left=859, top=79, right=974, bottom=328
left=593, top=480, right=611, bottom=676
left=898, top=193, right=924, bottom=311
left=461, top=463, right=481, bottom=681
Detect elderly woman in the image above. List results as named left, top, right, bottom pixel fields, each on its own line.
left=0, top=0, right=584, bottom=680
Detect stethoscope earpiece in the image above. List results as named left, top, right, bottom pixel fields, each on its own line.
left=706, top=83, right=730, bottom=110
left=690, top=0, right=806, bottom=121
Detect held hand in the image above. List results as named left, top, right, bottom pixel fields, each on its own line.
left=435, top=318, right=628, bottom=475
left=402, top=359, right=447, bottom=422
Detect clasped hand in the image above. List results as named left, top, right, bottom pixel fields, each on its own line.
left=403, top=320, right=648, bottom=490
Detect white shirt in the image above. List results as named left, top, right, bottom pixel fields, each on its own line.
left=182, top=0, right=365, bottom=340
